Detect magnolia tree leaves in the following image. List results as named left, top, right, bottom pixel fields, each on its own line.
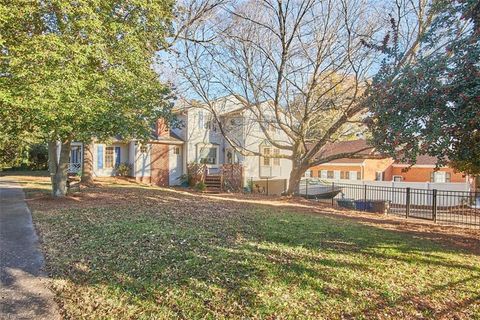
left=366, top=0, right=480, bottom=174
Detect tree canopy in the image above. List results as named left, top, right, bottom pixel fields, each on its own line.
left=366, top=0, right=480, bottom=174
left=0, top=0, right=176, bottom=195
left=176, top=0, right=433, bottom=194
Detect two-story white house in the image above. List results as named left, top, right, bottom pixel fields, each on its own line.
left=171, top=96, right=292, bottom=191
left=68, top=95, right=293, bottom=193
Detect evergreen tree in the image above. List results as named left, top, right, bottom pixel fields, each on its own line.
left=366, top=0, right=480, bottom=174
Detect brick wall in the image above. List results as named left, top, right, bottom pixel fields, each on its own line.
left=309, top=159, right=468, bottom=183
left=389, top=166, right=466, bottom=183
left=156, top=118, right=169, bottom=137
left=309, top=165, right=362, bottom=178
left=150, top=144, right=170, bottom=186
left=362, top=158, right=395, bottom=180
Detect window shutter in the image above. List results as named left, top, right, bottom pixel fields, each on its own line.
left=430, top=172, right=434, bottom=182
left=198, top=111, right=204, bottom=128
left=446, top=172, right=451, bottom=182
left=97, top=145, right=104, bottom=169
left=115, top=147, right=121, bottom=166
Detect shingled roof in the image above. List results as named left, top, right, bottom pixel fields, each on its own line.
left=315, top=139, right=375, bottom=164
left=394, top=154, right=440, bottom=166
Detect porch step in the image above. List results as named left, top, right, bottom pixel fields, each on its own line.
left=205, top=175, right=222, bottom=192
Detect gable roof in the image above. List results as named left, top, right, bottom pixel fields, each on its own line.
left=315, top=139, right=375, bottom=164
left=394, top=154, right=440, bottom=166
left=151, top=132, right=184, bottom=145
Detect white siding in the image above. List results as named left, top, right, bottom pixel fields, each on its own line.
left=134, top=144, right=151, bottom=178
left=128, top=142, right=136, bottom=176
left=179, top=97, right=294, bottom=187
left=93, top=143, right=129, bottom=177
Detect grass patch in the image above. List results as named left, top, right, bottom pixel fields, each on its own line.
left=22, top=179, right=480, bottom=319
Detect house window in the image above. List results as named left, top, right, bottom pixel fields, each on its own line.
left=431, top=171, right=451, bottom=183
left=357, top=171, right=362, bottom=180
left=205, top=114, right=218, bottom=132
left=226, top=149, right=233, bottom=164
left=327, top=171, right=334, bottom=179
left=173, top=147, right=180, bottom=155
left=70, top=146, right=81, bottom=164
left=198, top=111, right=204, bottom=128
left=375, top=171, right=384, bottom=181
left=334, top=170, right=340, bottom=180
left=226, top=149, right=239, bottom=164
left=273, top=149, right=280, bottom=166
left=393, top=175, right=403, bottom=182
left=349, top=171, right=358, bottom=180
left=262, top=147, right=271, bottom=166
left=341, top=171, right=350, bottom=180
left=105, top=146, right=114, bottom=168
left=305, top=170, right=312, bottom=178
left=320, top=170, right=327, bottom=179
left=199, top=146, right=218, bottom=165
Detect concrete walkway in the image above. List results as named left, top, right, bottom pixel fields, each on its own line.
left=0, top=178, right=61, bottom=319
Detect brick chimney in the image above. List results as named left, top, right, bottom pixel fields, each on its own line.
left=156, top=118, right=169, bottom=137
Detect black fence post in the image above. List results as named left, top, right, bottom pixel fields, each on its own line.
left=331, top=182, right=335, bottom=206
left=250, top=177, right=253, bottom=194
left=266, top=177, right=269, bottom=196
left=475, top=189, right=478, bottom=207
left=306, top=179, right=308, bottom=197
left=432, top=189, right=437, bottom=223
left=363, top=184, right=367, bottom=211
left=406, top=187, right=411, bottom=219
left=475, top=190, right=478, bottom=227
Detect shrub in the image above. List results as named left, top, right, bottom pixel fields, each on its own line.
left=28, top=143, right=48, bottom=170
left=195, top=181, right=206, bottom=192
left=178, top=173, right=196, bottom=187
left=115, top=163, right=132, bottom=177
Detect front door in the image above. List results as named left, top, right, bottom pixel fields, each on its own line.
left=169, top=145, right=183, bottom=185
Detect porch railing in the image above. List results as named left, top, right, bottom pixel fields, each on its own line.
left=68, top=163, right=82, bottom=174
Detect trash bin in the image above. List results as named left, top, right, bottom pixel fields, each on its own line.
left=337, top=198, right=356, bottom=209
left=354, top=200, right=373, bottom=211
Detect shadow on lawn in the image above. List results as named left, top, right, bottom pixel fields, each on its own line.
left=41, top=199, right=480, bottom=318
left=344, top=273, right=480, bottom=318
left=22, top=180, right=480, bottom=317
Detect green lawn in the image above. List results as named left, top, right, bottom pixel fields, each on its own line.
left=24, top=178, right=480, bottom=319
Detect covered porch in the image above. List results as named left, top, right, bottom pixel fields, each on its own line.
left=69, top=143, right=83, bottom=174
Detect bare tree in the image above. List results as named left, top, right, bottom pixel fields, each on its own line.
left=177, top=0, right=434, bottom=195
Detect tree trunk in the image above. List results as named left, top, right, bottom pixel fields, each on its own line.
left=81, top=142, right=94, bottom=185
left=48, top=140, right=71, bottom=198
left=285, top=162, right=307, bottom=196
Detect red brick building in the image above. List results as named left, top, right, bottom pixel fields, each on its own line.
left=307, top=140, right=471, bottom=184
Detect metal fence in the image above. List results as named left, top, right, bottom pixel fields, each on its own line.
left=298, top=179, right=480, bottom=229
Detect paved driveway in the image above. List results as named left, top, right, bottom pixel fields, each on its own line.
left=0, top=178, right=60, bottom=319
